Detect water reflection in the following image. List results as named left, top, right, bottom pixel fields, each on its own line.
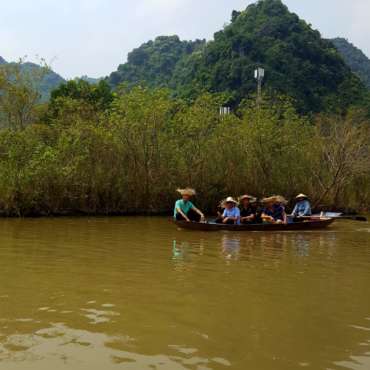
left=81, top=307, right=120, bottom=325
left=0, top=217, right=368, bottom=370
left=221, top=235, right=240, bottom=261
left=173, top=229, right=340, bottom=266
left=293, top=234, right=311, bottom=257
left=172, top=240, right=191, bottom=261
left=335, top=317, right=370, bottom=370
left=0, top=322, right=226, bottom=370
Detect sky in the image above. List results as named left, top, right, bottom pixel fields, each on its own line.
left=1, top=0, right=369, bottom=79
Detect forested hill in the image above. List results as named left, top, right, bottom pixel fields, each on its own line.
left=22, top=62, right=65, bottom=100
left=79, top=75, right=103, bottom=84
left=0, top=58, right=65, bottom=100
left=108, top=36, right=205, bottom=88
left=108, top=0, right=367, bottom=114
left=331, top=38, right=370, bottom=89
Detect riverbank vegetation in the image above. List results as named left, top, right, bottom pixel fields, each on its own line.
left=0, top=66, right=369, bottom=216
left=2, top=0, right=370, bottom=216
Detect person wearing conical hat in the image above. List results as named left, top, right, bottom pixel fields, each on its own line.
left=239, top=195, right=257, bottom=224
left=174, top=188, right=205, bottom=223
left=217, top=197, right=241, bottom=225
left=291, top=194, right=312, bottom=219
left=261, top=196, right=288, bottom=224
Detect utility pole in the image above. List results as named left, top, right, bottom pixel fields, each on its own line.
left=219, top=106, right=230, bottom=117
left=254, top=67, right=265, bottom=106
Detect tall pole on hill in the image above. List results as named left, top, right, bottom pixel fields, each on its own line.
left=254, top=67, right=265, bottom=107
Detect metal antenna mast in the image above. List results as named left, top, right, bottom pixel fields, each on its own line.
left=254, top=67, right=265, bottom=106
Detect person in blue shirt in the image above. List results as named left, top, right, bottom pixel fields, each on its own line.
left=174, top=188, right=205, bottom=223
left=262, top=196, right=288, bottom=224
left=291, top=194, right=312, bottom=219
left=217, top=197, right=241, bottom=225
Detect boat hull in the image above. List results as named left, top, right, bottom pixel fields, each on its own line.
left=174, top=218, right=335, bottom=231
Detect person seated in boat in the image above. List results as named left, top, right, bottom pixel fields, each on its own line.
left=261, top=196, right=288, bottom=224
left=217, top=197, right=241, bottom=225
left=174, top=188, right=205, bottom=223
left=291, top=194, right=312, bottom=220
left=216, top=199, right=225, bottom=221
left=239, top=195, right=258, bottom=224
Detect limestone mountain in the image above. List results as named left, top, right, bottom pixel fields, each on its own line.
left=331, top=37, right=370, bottom=89
left=108, top=0, right=367, bottom=113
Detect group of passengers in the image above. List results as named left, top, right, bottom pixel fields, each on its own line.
left=174, top=188, right=312, bottom=225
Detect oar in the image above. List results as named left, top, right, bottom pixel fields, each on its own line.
left=302, top=214, right=368, bottom=222
left=311, top=214, right=368, bottom=222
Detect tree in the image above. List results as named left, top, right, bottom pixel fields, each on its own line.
left=0, top=61, right=47, bottom=130
left=109, top=86, right=178, bottom=211
left=310, top=110, right=370, bottom=207
left=47, top=79, right=113, bottom=123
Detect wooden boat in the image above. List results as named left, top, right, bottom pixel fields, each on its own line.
left=174, top=217, right=335, bottom=232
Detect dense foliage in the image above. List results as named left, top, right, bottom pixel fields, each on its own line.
left=108, top=0, right=368, bottom=114
left=48, top=79, right=114, bottom=121
left=0, top=58, right=65, bottom=100
left=0, top=74, right=369, bottom=215
left=79, top=75, right=103, bottom=85
left=331, top=38, right=370, bottom=89
left=0, top=62, right=48, bottom=130
left=108, top=36, right=205, bottom=88
left=0, top=0, right=369, bottom=216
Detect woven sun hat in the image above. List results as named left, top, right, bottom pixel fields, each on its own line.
left=262, top=195, right=288, bottom=205
left=225, top=196, right=239, bottom=205
left=177, top=188, right=196, bottom=196
left=221, top=197, right=239, bottom=208
left=262, top=196, right=276, bottom=204
left=296, top=193, right=308, bottom=199
left=239, top=194, right=257, bottom=203
left=275, top=195, right=288, bottom=205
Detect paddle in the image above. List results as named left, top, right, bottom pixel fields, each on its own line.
left=310, top=214, right=368, bottom=222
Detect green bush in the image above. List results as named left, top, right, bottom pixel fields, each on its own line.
left=0, top=83, right=368, bottom=215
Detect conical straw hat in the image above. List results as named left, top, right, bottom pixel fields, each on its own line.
left=177, top=188, right=196, bottom=196
left=221, top=197, right=239, bottom=208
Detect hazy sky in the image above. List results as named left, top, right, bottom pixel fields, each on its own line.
left=1, top=0, right=369, bottom=79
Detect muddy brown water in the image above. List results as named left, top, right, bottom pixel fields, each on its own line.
left=0, top=217, right=369, bottom=370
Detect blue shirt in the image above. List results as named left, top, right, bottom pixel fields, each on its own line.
left=263, top=204, right=285, bottom=221
left=292, top=200, right=312, bottom=217
left=174, top=199, right=194, bottom=218
left=223, top=207, right=241, bottom=224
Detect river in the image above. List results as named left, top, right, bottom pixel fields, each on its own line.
left=0, top=217, right=369, bottom=370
